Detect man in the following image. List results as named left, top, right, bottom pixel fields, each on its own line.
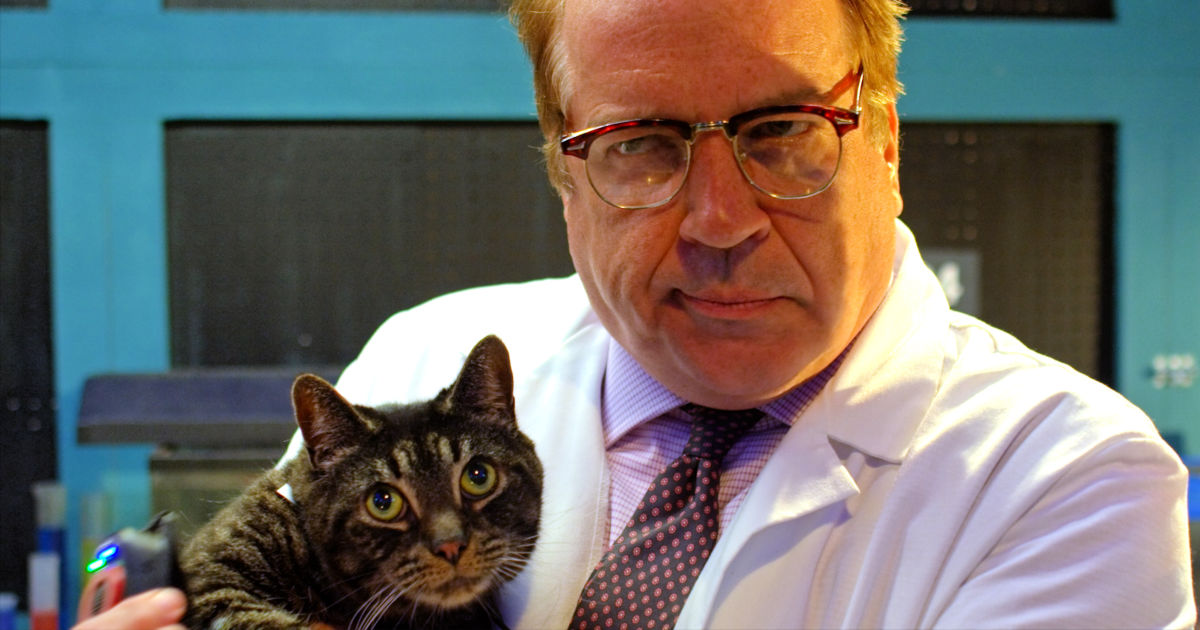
left=79, top=0, right=1195, bottom=628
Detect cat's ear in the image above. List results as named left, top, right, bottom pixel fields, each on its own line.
left=445, top=335, right=516, bottom=427
left=292, top=374, right=368, bottom=471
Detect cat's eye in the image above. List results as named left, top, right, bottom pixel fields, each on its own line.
left=460, top=459, right=498, bottom=498
left=365, top=485, right=406, bottom=521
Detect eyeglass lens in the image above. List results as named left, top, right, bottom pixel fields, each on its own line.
left=584, top=111, right=844, bottom=209
left=584, top=128, right=690, bottom=209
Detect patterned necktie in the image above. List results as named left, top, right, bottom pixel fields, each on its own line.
left=570, top=404, right=764, bottom=630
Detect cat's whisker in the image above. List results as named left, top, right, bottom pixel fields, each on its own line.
left=369, top=585, right=399, bottom=627
left=362, top=586, right=401, bottom=630
left=346, top=590, right=377, bottom=630
left=381, top=572, right=431, bottom=629
left=324, top=567, right=379, bottom=591
left=351, top=575, right=410, bottom=629
left=492, top=567, right=524, bottom=586
left=350, top=590, right=384, bottom=628
left=332, top=565, right=413, bottom=629
left=323, top=570, right=388, bottom=612
left=365, top=580, right=414, bottom=630
left=477, top=590, right=507, bottom=627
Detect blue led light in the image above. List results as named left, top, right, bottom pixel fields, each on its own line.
left=86, top=544, right=120, bottom=573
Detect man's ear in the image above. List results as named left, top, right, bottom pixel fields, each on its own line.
left=559, top=156, right=578, bottom=222
left=882, top=101, right=903, bottom=216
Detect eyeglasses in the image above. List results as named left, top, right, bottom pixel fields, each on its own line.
left=559, top=66, right=864, bottom=210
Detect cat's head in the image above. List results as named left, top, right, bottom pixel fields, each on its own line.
left=290, top=335, right=542, bottom=618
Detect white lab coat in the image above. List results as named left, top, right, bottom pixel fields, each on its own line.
left=303, top=221, right=1194, bottom=629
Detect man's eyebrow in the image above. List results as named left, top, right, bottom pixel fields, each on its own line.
left=769, top=76, right=857, bottom=107
left=763, top=67, right=861, bottom=108
left=577, top=106, right=663, bottom=129
left=581, top=92, right=819, bottom=127
left=573, top=75, right=850, bottom=130
left=760, top=86, right=828, bottom=108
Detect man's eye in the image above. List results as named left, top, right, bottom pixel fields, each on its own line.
left=747, top=119, right=813, bottom=140
left=613, top=134, right=671, bottom=155
left=614, top=137, right=647, bottom=154
left=604, top=131, right=681, bottom=157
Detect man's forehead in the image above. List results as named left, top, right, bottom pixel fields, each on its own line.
left=558, top=0, right=852, bottom=82
left=560, top=0, right=848, bottom=45
left=559, top=0, right=852, bottom=127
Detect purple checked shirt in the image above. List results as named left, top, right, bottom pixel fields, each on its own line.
left=600, top=341, right=846, bottom=547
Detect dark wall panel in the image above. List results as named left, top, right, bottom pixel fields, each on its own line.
left=908, top=0, right=1112, bottom=18
left=900, top=122, right=1114, bottom=383
left=166, top=121, right=570, bottom=367
left=168, top=121, right=1115, bottom=383
left=0, top=120, right=56, bottom=600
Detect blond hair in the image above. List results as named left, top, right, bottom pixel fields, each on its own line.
left=508, top=0, right=908, bottom=192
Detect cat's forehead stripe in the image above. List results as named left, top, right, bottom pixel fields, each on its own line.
left=427, top=433, right=457, bottom=464
left=392, top=442, right=418, bottom=476
left=375, top=456, right=399, bottom=480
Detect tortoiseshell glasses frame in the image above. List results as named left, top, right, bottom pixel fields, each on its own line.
left=560, top=65, right=864, bottom=210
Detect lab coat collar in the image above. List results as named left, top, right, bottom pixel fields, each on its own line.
left=498, top=322, right=612, bottom=630
left=820, top=220, right=948, bottom=465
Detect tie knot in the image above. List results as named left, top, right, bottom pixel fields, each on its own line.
left=680, top=404, right=763, bottom=461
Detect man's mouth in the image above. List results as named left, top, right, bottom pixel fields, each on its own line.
left=675, top=290, right=787, bottom=319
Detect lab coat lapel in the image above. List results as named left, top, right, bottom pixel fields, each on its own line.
left=677, top=403, right=860, bottom=627
left=498, top=323, right=611, bottom=629
left=820, top=222, right=948, bottom=464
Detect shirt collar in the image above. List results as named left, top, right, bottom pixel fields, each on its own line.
left=602, top=342, right=685, bottom=448
left=601, top=341, right=847, bottom=447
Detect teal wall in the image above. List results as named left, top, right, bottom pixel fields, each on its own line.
left=2, top=0, right=1198, bottom=614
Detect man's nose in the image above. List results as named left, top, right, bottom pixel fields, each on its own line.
left=676, top=135, right=771, bottom=250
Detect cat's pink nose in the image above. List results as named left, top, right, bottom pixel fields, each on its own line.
left=434, top=539, right=467, bottom=564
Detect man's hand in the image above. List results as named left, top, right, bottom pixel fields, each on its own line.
left=73, top=587, right=187, bottom=630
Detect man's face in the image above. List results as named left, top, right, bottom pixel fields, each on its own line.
left=559, top=0, right=903, bottom=409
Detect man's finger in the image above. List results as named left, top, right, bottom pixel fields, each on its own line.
left=73, top=587, right=187, bottom=630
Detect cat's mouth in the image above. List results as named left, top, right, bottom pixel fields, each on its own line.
left=439, top=574, right=489, bottom=593
left=418, top=574, right=493, bottom=608
left=405, top=546, right=501, bottom=608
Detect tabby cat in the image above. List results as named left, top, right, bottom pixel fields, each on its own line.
left=180, top=335, right=543, bottom=630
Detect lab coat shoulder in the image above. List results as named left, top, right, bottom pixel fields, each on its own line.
left=912, top=310, right=1196, bottom=629
left=280, top=274, right=596, bottom=464
left=334, top=275, right=595, bottom=406
left=918, top=306, right=1164, bottom=467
